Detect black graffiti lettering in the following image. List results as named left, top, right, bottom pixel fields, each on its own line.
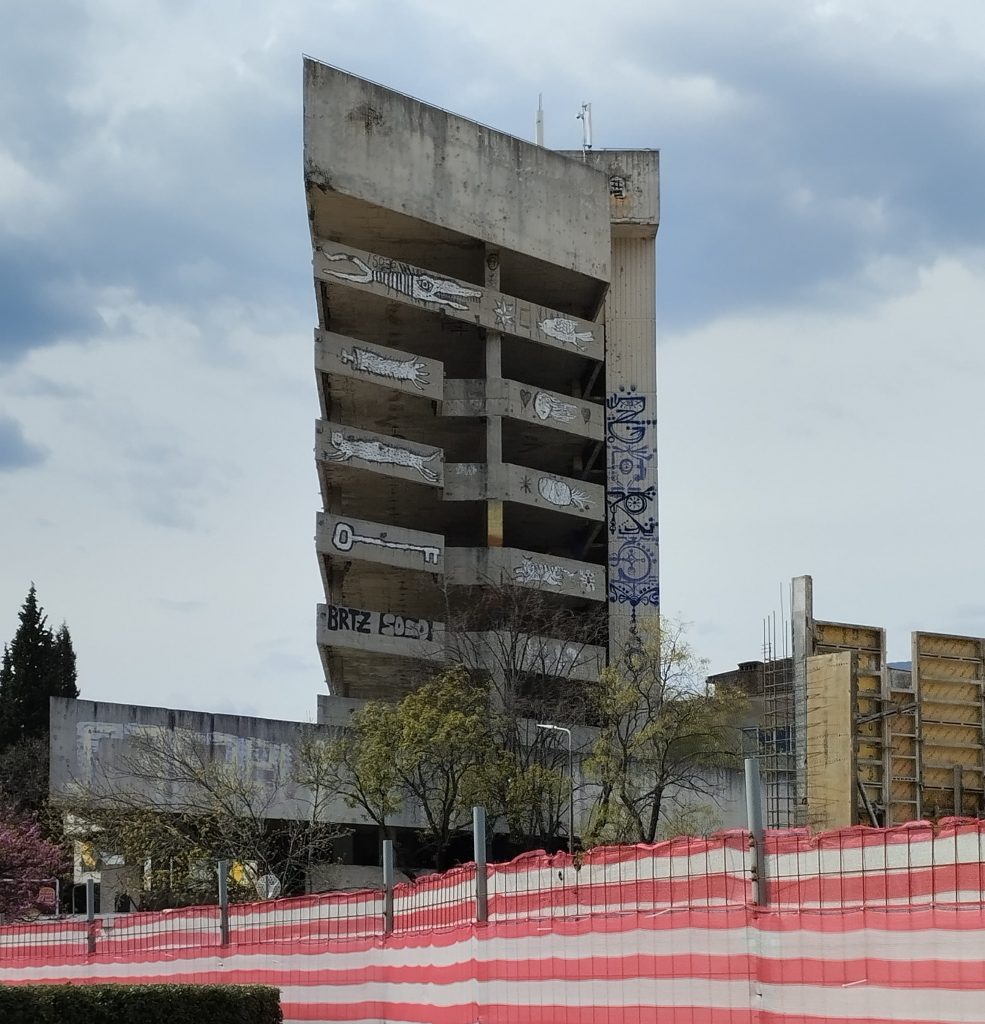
left=326, top=605, right=372, bottom=634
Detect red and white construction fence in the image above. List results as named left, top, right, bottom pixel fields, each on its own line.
left=4, top=819, right=985, bottom=1022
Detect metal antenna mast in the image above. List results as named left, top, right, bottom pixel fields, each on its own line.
left=576, top=102, right=592, bottom=159
left=535, top=93, right=545, bottom=146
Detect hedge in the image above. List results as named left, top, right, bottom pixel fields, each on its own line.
left=0, top=984, right=283, bottom=1024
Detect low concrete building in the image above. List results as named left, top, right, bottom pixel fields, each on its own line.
left=50, top=694, right=754, bottom=901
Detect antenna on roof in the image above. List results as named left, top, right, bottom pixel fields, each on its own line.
left=535, top=93, right=545, bottom=146
left=576, top=102, right=592, bottom=160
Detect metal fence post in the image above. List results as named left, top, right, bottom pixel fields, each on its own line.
left=744, top=756, right=769, bottom=907
left=473, top=806, right=488, bottom=923
left=217, top=860, right=230, bottom=946
left=382, top=839, right=395, bottom=935
left=85, top=877, right=96, bottom=955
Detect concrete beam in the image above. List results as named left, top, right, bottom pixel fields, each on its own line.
left=316, top=512, right=444, bottom=573
left=315, top=329, right=444, bottom=402
left=443, top=379, right=602, bottom=442
left=315, top=419, right=444, bottom=487
left=501, top=463, right=604, bottom=522
left=313, top=239, right=603, bottom=362
left=443, top=463, right=604, bottom=521
left=445, top=546, right=604, bottom=601
left=317, top=603, right=442, bottom=660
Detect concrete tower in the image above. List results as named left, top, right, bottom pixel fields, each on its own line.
left=304, top=61, right=659, bottom=700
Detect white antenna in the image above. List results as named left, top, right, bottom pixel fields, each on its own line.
left=576, top=102, right=593, bottom=159
left=535, top=93, right=545, bottom=146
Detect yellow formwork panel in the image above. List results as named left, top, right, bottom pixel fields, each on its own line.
left=805, top=652, right=857, bottom=830
left=913, top=631, right=985, bottom=818
left=814, top=620, right=887, bottom=824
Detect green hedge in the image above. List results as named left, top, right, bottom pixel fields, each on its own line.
left=0, top=984, right=282, bottom=1024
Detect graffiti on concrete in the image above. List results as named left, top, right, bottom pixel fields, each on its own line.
left=537, top=317, right=594, bottom=351
left=606, top=386, right=659, bottom=613
left=538, top=475, right=591, bottom=511
left=340, top=345, right=430, bottom=391
left=322, top=604, right=436, bottom=643
left=493, top=299, right=515, bottom=328
left=512, top=556, right=597, bottom=592
left=325, top=430, right=440, bottom=483
left=331, top=520, right=440, bottom=566
left=322, top=252, right=481, bottom=311
left=533, top=391, right=577, bottom=424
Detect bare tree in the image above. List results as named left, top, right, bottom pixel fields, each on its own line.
left=59, top=726, right=342, bottom=904
left=438, top=581, right=607, bottom=851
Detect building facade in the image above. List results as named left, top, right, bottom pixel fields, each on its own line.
left=304, top=61, right=659, bottom=700
left=748, top=575, right=985, bottom=830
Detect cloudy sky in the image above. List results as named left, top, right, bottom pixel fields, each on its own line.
left=2, top=1, right=984, bottom=720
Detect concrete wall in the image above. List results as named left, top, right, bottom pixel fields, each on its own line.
left=48, top=697, right=419, bottom=830
left=304, top=60, right=612, bottom=282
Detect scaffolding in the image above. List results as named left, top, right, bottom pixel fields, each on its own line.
left=762, top=611, right=796, bottom=829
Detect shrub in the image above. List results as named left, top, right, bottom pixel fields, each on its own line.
left=0, top=984, right=282, bottom=1024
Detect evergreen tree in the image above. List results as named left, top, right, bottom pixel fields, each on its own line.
left=0, top=586, right=78, bottom=751
left=53, top=623, right=78, bottom=699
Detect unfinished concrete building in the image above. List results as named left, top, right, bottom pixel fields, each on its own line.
left=304, top=62, right=659, bottom=701
left=757, top=575, right=985, bottom=830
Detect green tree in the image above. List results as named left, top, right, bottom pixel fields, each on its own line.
left=584, top=619, right=747, bottom=846
left=0, top=585, right=79, bottom=750
left=321, top=666, right=497, bottom=868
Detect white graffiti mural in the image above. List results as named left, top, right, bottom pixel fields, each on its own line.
left=538, top=476, right=591, bottom=511
left=493, top=299, right=515, bottom=328
left=533, top=391, right=577, bottom=423
left=340, top=345, right=430, bottom=390
left=325, top=430, right=441, bottom=483
left=512, top=556, right=597, bottom=592
left=322, top=252, right=481, bottom=311
left=331, top=520, right=440, bottom=566
left=537, top=317, right=594, bottom=351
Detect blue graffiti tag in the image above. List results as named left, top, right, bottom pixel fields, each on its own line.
left=606, top=386, right=660, bottom=614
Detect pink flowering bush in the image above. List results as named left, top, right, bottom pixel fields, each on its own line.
left=0, top=802, right=65, bottom=921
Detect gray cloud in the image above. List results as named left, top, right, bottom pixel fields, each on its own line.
left=0, top=415, right=46, bottom=470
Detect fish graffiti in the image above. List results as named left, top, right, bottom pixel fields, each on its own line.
left=537, top=317, right=594, bottom=351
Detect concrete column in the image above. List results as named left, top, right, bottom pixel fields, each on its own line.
left=604, top=229, right=659, bottom=657
left=484, top=247, right=504, bottom=547
left=791, top=575, right=813, bottom=825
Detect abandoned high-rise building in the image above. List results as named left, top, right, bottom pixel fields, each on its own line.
left=304, top=61, right=659, bottom=700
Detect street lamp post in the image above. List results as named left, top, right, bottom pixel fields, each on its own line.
left=536, top=722, right=574, bottom=857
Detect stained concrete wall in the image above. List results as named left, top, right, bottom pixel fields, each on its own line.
left=49, top=697, right=418, bottom=829
left=304, top=60, right=612, bottom=282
